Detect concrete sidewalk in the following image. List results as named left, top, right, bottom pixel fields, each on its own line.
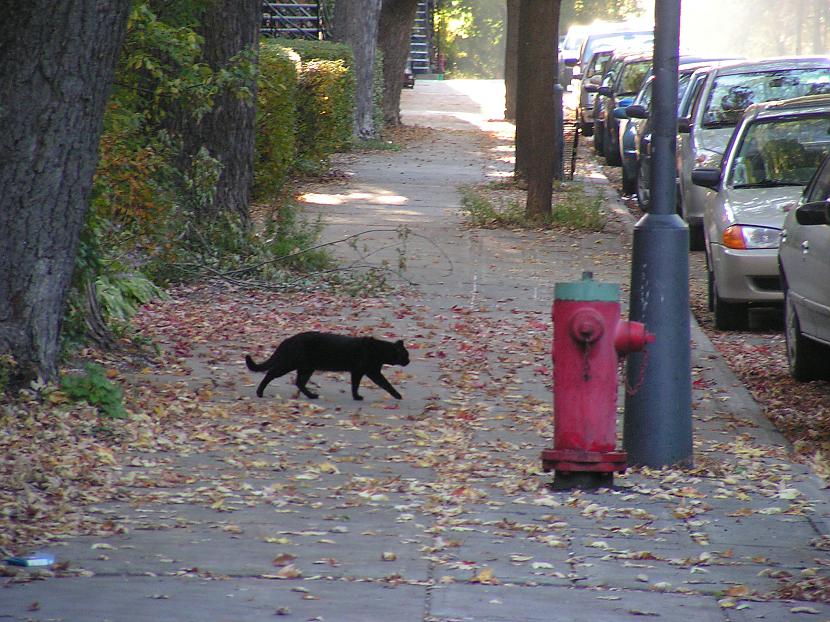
left=4, top=80, right=830, bottom=622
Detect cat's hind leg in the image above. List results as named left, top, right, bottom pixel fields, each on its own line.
left=256, top=360, right=293, bottom=397
left=350, top=372, right=364, bottom=401
left=367, top=370, right=402, bottom=399
left=296, top=368, right=319, bottom=399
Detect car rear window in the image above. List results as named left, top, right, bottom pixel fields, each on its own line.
left=729, top=114, right=830, bottom=187
left=702, top=67, right=830, bottom=128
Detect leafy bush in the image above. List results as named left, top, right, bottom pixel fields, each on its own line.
left=295, top=58, right=354, bottom=169
left=255, top=43, right=300, bottom=199
left=60, top=364, right=128, bottom=419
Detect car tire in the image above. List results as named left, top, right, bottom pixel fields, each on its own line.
left=622, top=160, right=637, bottom=195
left=580, top=119, right=594, bottom=137
left=636, top=161, right=650, bottom=211
left=785, top=289, right=830, bottom=381
left=593, top=122, right=604, bottom=154
left=712, top=276, right=748, bottom=331
left=706, top=266, right=715, bottom=312
left=689, top=224, right=705, bottom=251
left=604, top=129, right=622, bottom=166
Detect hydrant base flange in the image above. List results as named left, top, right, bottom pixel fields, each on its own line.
left=540, top=448, right=627, bottom=474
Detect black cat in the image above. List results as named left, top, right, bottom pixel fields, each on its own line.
left=245, top=331, right=410, bottom=401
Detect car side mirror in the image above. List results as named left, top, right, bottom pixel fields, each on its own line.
left=613, top=107, right=629, bottom=120
left=584, top=83, right=599, bottom=93
left=678, top=117, right=691, bottom=134
left=625, top=104, right=649, bottom=119
left=691, top=168, right=721, bottom=190
left=598, top=86, right=613, bottom=97
left=795, top=200, right=830, bottom=226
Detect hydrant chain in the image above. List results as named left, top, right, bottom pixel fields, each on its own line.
left=582, top=341, right=592, bottom=382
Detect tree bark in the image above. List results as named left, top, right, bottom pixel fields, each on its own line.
left=378, top=0, right=419, bottom=126
left=516, top=0, right=560, bottom=220
left=334, top=0, right=383, bottom=139
left=188, top=0, right=260, bottom=225
left=503, top=0, right=519, bottom=121
left=0, top=0, right=131, bottom=387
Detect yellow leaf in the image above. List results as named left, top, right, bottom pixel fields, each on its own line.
left=470, top=567, right=498, bottom=584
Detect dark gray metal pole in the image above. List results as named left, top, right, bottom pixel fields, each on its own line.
left=623, top=0, right=693, bottom=468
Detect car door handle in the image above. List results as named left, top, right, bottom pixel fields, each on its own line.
left=802, top=240, right=810, bottom=254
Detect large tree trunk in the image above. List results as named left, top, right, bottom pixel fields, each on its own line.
left=334, top=0, right=383, bottom=139
left=516, top=0, right=560, bottom=220
left=378, top=0, right=419, bottom=127
left=0, top=0, right=131, bottom=388
left=188, top=0, right=260, bottom=225
left=503, top=0, right=520, bottom=121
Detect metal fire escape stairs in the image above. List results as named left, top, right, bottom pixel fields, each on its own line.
left=261, top=1, right=328, bottom=40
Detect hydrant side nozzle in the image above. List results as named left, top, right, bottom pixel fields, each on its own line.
left=614, top=320, right=654, bottom=355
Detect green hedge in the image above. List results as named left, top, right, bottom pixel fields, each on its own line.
left=255, top=43, right=300, bottom=198
left=255, top=38, right=386, bottom=198
left=295, top=58, right=354, bottom=166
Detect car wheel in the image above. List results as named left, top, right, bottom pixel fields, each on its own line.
left=689, top=224, right=705, bottom=251
left=604, top=129, right=622, bottom=166
left=785, top=289, right=830, bottom=381
left=706, top=266, right=715, bottom=312
left=712, top=275, right=748, bottom=331
left=622, top=159, right=637, bottom=195
left=593, top=122, right=604, bottom=154
left=636, top=161, right=650, bottom=211
left=580, top=119, right=594, bottom=137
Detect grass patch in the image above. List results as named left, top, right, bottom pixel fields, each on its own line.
left=460, top=180, right=606, bottom=231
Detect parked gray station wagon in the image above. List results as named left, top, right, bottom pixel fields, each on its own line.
left=677, top=56, right=830, bottom=250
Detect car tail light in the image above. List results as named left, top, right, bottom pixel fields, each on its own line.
left=722, top=225, right=780, bottom=250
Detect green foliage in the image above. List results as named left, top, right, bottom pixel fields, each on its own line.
left=60, top=364, right=128, bottom=420
left=272, top=38, right=354, bottom=64
left=561, top=0, right=643, bottom=26
left=256, top=43, right=300, bottom=199
left=96, top=272, right=168, bottom=324
left=262, top=38, right=356, bottom=172
left=435, top=0, right=506, bottom=78
left=295, top=59, right=354, bottom=170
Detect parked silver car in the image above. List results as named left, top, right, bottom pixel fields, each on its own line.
left=779, top=148, right=830, bottom=380
left=692, top=95, right=830, bottom=330
left=678, top=57, right=830, bottom=250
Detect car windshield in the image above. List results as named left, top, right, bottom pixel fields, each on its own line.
left=618, top=60, right=651, bottom=94
left=703, top=67, right=830, bottom=128
left=729, top=114, right=830, bottom=188
left=583, top=32, right=652, bottom=64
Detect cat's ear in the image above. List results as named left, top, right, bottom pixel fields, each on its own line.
left=396, top=340, right=404, bottom=347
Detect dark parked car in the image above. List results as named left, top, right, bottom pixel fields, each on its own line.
left=576, top=47, right=614, bottom=137
left=595, top=51, right=652, bottom=166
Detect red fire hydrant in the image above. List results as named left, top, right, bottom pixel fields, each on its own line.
left=541, top=272, right=654, bottom=489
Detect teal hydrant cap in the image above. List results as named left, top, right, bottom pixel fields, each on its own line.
left=555, top=271, right=619, bottom=302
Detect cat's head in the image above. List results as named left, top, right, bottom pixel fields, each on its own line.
left=393, top=340, right=410, bottom=366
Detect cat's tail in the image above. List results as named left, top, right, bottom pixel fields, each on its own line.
left=245, top=354, right=269, bottom=372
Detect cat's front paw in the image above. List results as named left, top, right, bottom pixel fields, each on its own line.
left=353, top=394, right=364, bottom=401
